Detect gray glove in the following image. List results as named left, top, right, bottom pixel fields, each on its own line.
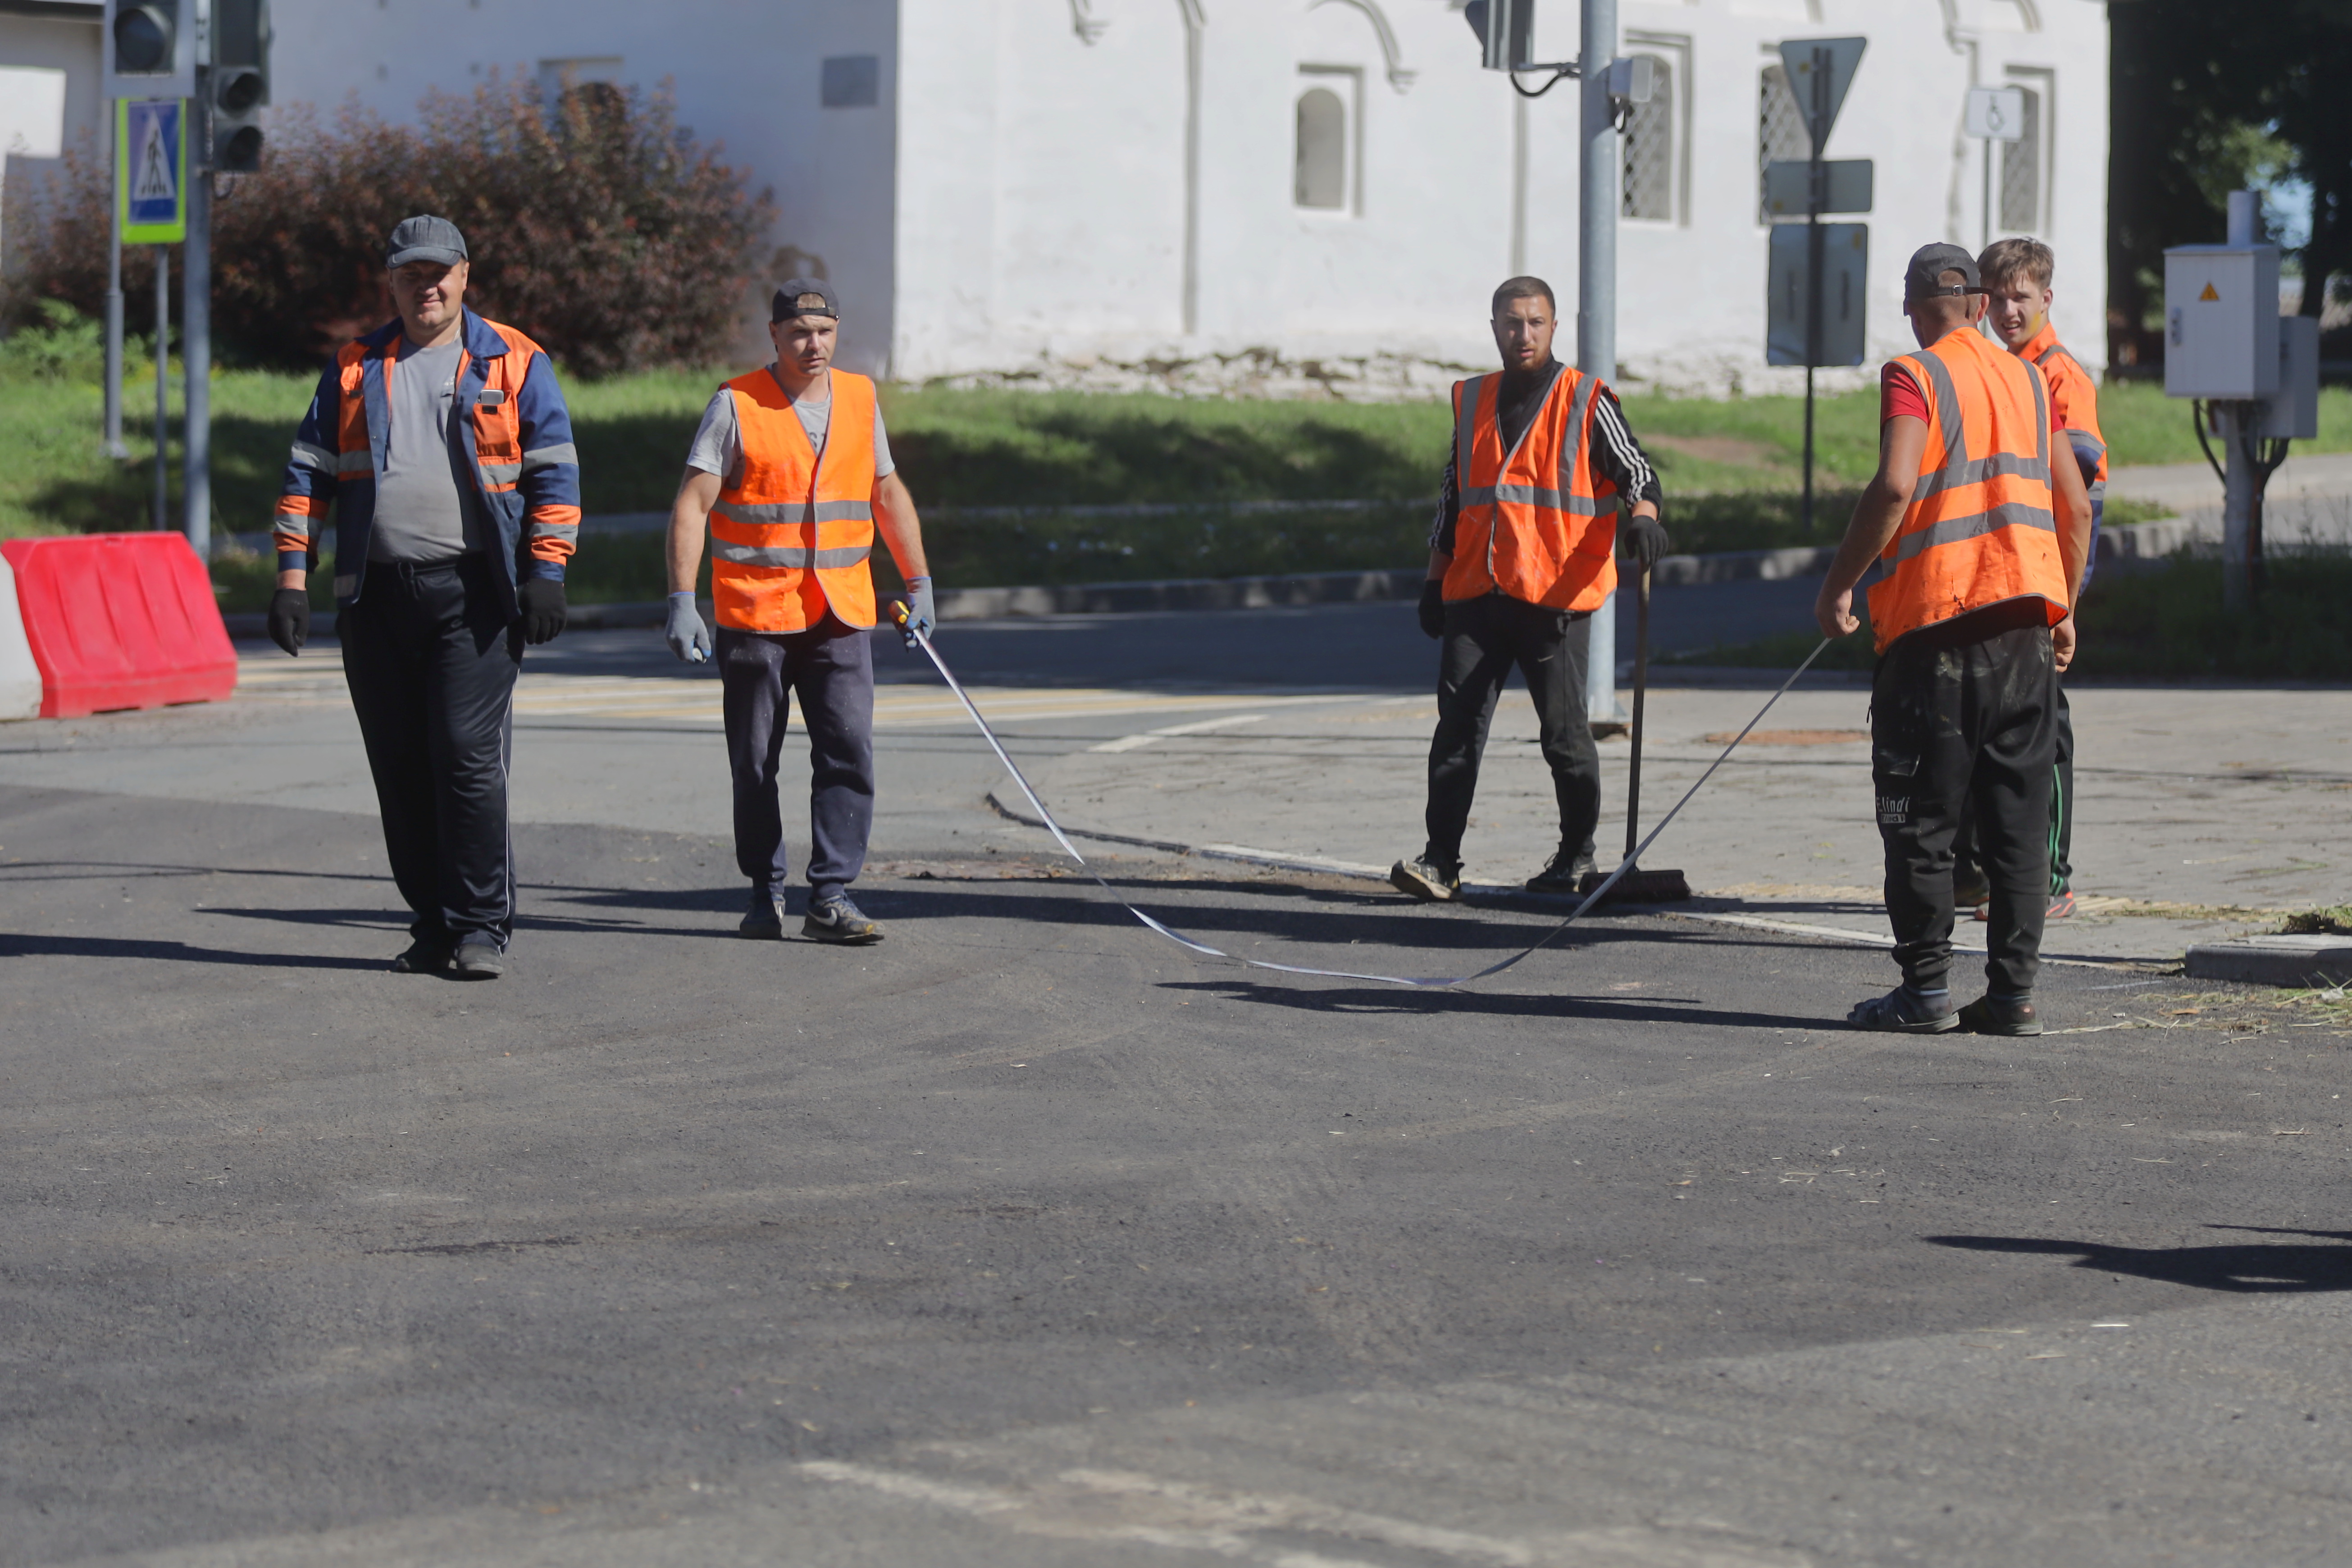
left=901, top=576, right=936, bottom=648
left=664, top=591, right=711, bottom=663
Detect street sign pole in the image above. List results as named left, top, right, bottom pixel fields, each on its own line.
left=182, top=67, right=211, bottom=561
left=153, top=248, right=169, bottom=531
left=1580, top=0, right=1624, bottom=727
left=1801, top=45, right=1827, bottom=541
left=103, top=109, right=128, bottom=461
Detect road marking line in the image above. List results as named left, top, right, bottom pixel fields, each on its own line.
left=1091, top=713, right=1270, bottom=753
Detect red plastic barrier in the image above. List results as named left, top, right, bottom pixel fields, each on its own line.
left=0, top=533, right=237, bottom=719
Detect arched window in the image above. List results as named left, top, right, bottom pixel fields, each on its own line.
left=1757, top=62, right=1810, bottom=223
left=1295, top=86, right=1348, bottom=210
left=1620, top=52, right=1674, bottom=222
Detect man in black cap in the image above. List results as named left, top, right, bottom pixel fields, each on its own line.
left=1811, top=243, right=2092, bottom=1035
left=268, top=214, right=583, bottom=979
left=662, top=279, right=933, bottom=944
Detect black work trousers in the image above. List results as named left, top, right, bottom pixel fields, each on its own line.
left=1423, top=592, right=1600, bottom=872
left=1952, top=679, right=2074, bottom=895
left=1871, top=620, right=2058, bottom=997
left=717, top=619, right=875, bottom=902
left=339, top=555, right=522, bottom=949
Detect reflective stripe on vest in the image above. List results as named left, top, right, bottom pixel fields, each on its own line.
left=1442, top=366, right=1617, bottom=612
left=1864, top=328, right=2069, bottom=652
left=711, top=369, right=880, bottom=634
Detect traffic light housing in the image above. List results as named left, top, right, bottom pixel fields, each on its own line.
left=1462, top=0, right=1533, bottom=72
left=210, top=0, right=271, bottom=171
left=104, top=0, right=195, bottom=100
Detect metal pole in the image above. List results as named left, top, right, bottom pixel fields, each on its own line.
left=104, top=103, right=128, bottom=460
left=182, top=82, right=211, bottom=560
left=1581, top=0, right=1623, bottom=727
left=153, top=248, right=169, bottom=532
left=1981, top=137, right=1992, bottom=252
left=1800, top=46, right=1826, bottom=542
left=2220, top=402, right=2252, bottom=611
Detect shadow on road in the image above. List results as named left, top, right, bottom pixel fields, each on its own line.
left=0, top=932, right=390, bottom=971
left=1924, top=1228, right=2352, bottom=1293
left=1164, top=977, right=1831, bottom=1030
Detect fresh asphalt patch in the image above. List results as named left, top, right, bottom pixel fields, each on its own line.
left=5, top=782, right=2352, bottom=1566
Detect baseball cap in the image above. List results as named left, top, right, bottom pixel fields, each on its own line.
left=1903, top=242, right=1983, bottom=301
left=772, top=278, right=839, bottom=322
left=385, top=215, right=469, bottom=269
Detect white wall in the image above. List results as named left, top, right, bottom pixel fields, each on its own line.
left=0, top=8, right=104, bottom=275
left=264, top=0, right=899, bottom=373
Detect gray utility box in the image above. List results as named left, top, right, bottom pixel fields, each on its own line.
left=2165, top=245, right=2281, bottom=399
left=2261, top=315, right=2321, bottom=440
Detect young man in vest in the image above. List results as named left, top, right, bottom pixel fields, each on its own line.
left=662, top=280, right=934, bottom=944
left=1390, top=276, right=1668, bottom=902
left=1814, top=244, right=2094, bottom=1035
left=1948, top=236, right=2109, bottom=921
left=266, top=215, right=581, bottom=980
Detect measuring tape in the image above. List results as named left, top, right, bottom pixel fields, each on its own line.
left=893, top=606, right=1831, bottom=988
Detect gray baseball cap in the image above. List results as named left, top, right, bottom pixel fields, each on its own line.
left=386, top=215, right=469, bottom=269
left=1903, top=242, right=1982, bottom=301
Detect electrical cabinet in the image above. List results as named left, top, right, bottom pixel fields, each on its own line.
left=2260, top=315, right=2321, bottom=440
left=2164, top=245, right=2281, bottom=399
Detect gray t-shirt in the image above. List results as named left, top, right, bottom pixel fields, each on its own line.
left=369, top=336, right=492, bottom=563
left=684, top=367, right=895, bottom=489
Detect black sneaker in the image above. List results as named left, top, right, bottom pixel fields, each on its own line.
left=739, top=891, right=785, bottom=939
left=803, top=893, right=884, bottom=945
left=389, top=937, right=452, bottom=975
left=1846, top=986, right=1959, bottom=1033
left=450, top=932, right=507, bottom=980
left=1389, top=856, right=1461, bottom=902
left=1526, top=848, right=1598, bottom=894
left=1958, top=994, right=2042, bottom=1035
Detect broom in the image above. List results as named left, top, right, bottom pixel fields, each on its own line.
left=1582, top=565, right=1692, bottom=905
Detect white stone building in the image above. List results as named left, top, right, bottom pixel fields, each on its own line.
left=11, top=0, right=2112, bottom=396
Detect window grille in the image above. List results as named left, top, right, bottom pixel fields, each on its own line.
left=1620, top=55, right=1674, bottom=222
left=1295, top=87, right=1347, bottom=210
left=1757, top=64, right=1810, bottom=223
left=1998, top=87, right=2042, bottom=232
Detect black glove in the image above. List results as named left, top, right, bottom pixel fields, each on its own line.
left=266, top=588, right=310, bottom=657
left=1619, top=513, right=1669, bottom=572
left=1417, top=581, right=1446, bottom=640
left=519, top=576, right=567, bottom=645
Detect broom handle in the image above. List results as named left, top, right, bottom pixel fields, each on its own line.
left=1624, top=565, right=1650, bottom=862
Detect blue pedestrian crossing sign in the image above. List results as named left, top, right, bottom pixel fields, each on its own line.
left=118, top=98, right=187, bottom=245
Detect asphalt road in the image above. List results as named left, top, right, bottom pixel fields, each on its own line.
left=5, top=603, right=2351, bottom=1567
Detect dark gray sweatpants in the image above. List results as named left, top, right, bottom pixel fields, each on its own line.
left=717, top=619, right=875, bottom=902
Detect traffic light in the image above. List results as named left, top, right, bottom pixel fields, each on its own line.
left=1462, top=0, right=1533, bottom=72
left=104, top=0, right=195, bottom=100
left=209, top=0, right=271, bottom=171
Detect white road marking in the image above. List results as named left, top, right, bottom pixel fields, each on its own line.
left=1091, top=713, right=1272, bottom=752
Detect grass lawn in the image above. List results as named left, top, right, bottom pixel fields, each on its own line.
left=1664, top=552, right=2352, bottom=681
left=7, top=309, right=2349, bottom=612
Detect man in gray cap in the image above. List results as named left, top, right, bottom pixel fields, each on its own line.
left=1811, top=242, right=2092, bottom=1036
left=267, top=214, right=583, bottom=979
left=662, top=279, right=933, bottom=945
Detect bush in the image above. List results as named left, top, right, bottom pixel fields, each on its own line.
left=6, top=74, right=774, bottom=377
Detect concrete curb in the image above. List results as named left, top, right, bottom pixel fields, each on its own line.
left=2184, top=935, right=2352, bottom=987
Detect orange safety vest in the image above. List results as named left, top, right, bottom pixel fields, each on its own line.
left=2016, top=320, right=2108, bottom=497
left=1865, top=326, right=2069, bottom=653
left=1442, top=365, right=1619, bottom=612
left=711, top=368, right=879, bottom=633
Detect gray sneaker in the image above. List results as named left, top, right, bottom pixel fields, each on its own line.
left=1389, top=856, right=1462, bottom=902
left=450, top=932, right=506, bottom=980
left=739, top=891, right=785, bottom=939
left=803, top=892, right=884, bottom=945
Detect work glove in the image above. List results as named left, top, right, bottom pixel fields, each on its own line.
left=1417, top=580, right=1446, bottom=640
left=518, top=576, right=567, bottom=645
left=266, top=588, right=310, bottom=657
left=1618, top=513, right=1669, bottom=572
left=664, top=591, right=712, bottom=664
left=901, top=575, right=936, bottom=648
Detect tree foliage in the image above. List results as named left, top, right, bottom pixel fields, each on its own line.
left=6, top=74, right=775, bottom=377
left=2110, top=1, right=2352, bottom=366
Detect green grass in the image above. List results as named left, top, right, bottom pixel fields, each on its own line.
left=8, top=300, right=2352, bottom=610
left=1664, top=551, right=2352, bottom=680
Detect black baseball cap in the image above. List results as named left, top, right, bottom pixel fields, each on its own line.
left=385, top=214, right=468, bottom=269
left=771, top=278, right=838, bottom=322
left=1903, top=243, right=1983, bottom=301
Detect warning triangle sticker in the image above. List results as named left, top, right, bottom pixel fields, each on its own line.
left=132, top=119, right=175, bottom=204
left=2198, top=281, right=2220, bottom=302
